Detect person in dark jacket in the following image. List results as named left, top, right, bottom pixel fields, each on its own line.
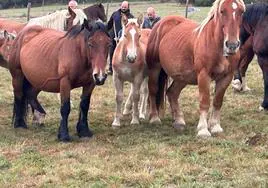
left=107, top=1, right=134, bottom=75
left=142, top=7, right=161, bottom=29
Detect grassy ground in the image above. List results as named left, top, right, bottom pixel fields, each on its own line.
left=0, top=2, right=268, bottom=187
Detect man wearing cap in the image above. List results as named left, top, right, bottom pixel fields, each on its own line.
left=107, top=1, right=134, bottom=75
left=142, top=7, right=161, bottom=29
left=68, top=0, right=78, bottom=10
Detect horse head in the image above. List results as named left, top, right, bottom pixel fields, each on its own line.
left=0, top=30, right=16, bottom=68
left=97, top=3, right=107, bottom=22
left=121, top=14, right=143, bottom=63
left=82, top=19, right=111, bottom=85
left=218, top=0, right=245, bottom=55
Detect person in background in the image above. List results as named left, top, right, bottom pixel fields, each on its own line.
left=142, top=7, right=161, bottom=29
left=68, top=0, right=78, bottom=9
left=107, top=1, right=134, bottom=75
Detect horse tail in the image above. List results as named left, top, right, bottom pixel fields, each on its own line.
left=146, top=16, right=185, bottom=114
left=156, top=69, right=168, bottom=115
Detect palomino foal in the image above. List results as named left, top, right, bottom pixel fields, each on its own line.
left=112, top=14, right=151, bottom=127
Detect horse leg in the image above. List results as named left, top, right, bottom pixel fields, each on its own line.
left=209, top=73, right=233, bottom=134
left=58, top=77, right=71, bottom=142
left=112, top=74, right=123, bottom=127
left=197, top=70, right=211, bottom=137
left=139, top=77, right=149, bottom=119
left=25, top=87, right=46, bottom=126
left=123, top=85, right=133, bottom=115
left=130, top=78, right=143, bottom=125
left=11, top=71, right=27, bottom=128
left=232, top=40, right=254, bottom=92
left=257, top=55, right=268, bottom=111
left=148, top=64, right=162, bottom=124
left=166, top=79, right=186, bottom=132
left=76, top=84, right=95, bottom=138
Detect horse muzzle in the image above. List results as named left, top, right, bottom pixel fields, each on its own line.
left=93, top=73, right=107, bottom=85
left=126, top=55, right=136, bottom=63
left=224, top=40, right=240, bottom=55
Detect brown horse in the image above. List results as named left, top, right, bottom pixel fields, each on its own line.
left=83, top=3, right=107, bottom=22
left=9, top=20, right=111, bottom=141
left=146, top=0, right=245, bottom=137
left=0, top=7, right=87, bottom=125
left=112, top=14, right=151, bottom=127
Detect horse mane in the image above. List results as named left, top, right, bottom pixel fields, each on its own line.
left=71, top=9, right=88, bottom=25
left=64, top=21, right=109, bottom=40
left=195, top=0, right=245, bottom=35
left=243, top=3, right=268, bottom=28
left=27, top=9, right=87, bottom=31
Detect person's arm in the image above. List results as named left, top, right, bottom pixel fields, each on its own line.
left=107, top=13, right=114, bottom=31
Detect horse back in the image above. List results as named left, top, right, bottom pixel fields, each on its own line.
left=146, top=15, right=187, bottom=69
left=0, top=19, right=26, bottom=33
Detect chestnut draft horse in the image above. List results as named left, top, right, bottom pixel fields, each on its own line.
left=232, top=3, right=268, bottom=110
left=9, top=20, right=111, bottom=141
left=146, top=0, right=245, bottom=137
left=112, top=14, right=151, bottom=127
left=0, top=7, right=87, bottom=125
left=83, top=3, right=107, bottom=22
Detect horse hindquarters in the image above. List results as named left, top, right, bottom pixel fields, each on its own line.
left=257, top=55, right=268, bottom=110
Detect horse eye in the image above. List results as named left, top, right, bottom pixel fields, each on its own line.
left=88, top=43, right=94, bottom=47
left=124, top=34, right=127, bottom=38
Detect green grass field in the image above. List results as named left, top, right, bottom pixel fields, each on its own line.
left=0, top=2, right=268, bottom=187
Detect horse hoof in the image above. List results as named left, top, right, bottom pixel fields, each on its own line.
left=210, top=124, right=223, bottom=134
left=14, top=121, right=27, bottom=129
left=112, top=120, right=121, bottom=128
left=197, top=129, right=211, bottom=138
left=232, top=79, right=242, bottom=92
left=130, top=119, right=139, bottom=125
left=173, top=122, right=186, bottom=133
left=259, top=106, right=265, bottom=112
left=58, top=134, right=71, bottom=142
left=76, top=122, right=93, bottom=138
left=149, top=116, right=161, bottom=125
left=242, top=86, right=251, bottom=92
left=139, top=114, right=146, bottom=120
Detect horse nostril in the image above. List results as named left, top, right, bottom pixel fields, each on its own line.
left=236, top=41, right=240, bottom=48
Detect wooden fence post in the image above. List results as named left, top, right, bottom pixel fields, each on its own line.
left=185, top=0, right=189, bottom=18
left=27, top=2, right=31, bottom=21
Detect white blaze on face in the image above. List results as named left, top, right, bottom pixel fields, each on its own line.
left=232, top=2, right=238, bottom=9
left=233, top=12, right=236, bottom=20
left=128, top=27, right=137, bottom=58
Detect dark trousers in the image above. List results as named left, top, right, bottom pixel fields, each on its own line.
left=109, top=38, right=117, bottom=70
left=109, top=30, right=122, bottom=71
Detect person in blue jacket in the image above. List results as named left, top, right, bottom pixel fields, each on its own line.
left=107, top=1, right=134, bottom=75
left=142, top=7, right=161, bottom=29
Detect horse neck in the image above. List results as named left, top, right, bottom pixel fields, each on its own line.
left=200, top=17, right=224, bottom=52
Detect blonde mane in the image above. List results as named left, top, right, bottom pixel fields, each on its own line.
left=195, top=0, right=245, bottom=35
left=27, top=9, right=87, bottom=31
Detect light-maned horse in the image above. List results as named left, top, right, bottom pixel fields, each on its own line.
left=112, top=14, right=151, bottom=127
left=83, top=3, right=107, bottom=22
left=8, top=20, right=111, bottom=141
left=146, top=0, right=245, bottom=137
left=232, top=3, right=268, bottom=111
left=27, top=7, right=87, bottom=31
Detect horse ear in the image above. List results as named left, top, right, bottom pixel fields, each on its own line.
left=98, top=3, right=102, bottom=7
left=137, top=13, right=144, bottom=28
left=121, top=14, right=128, bottom=27
left=68, top=6, right=76, bottom=18
left=3, top=30, right=8, bottom=39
